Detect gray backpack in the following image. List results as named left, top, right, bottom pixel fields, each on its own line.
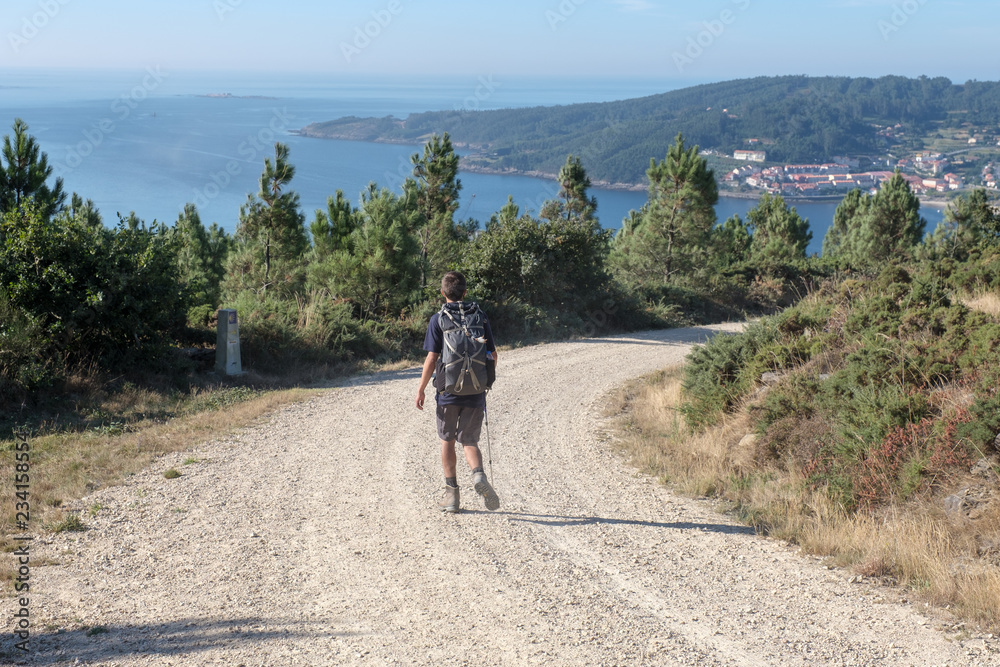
left=434, top=302, right=493, bottom=396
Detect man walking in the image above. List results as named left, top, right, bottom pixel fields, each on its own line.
left=416, top=271, right=500, bottom=513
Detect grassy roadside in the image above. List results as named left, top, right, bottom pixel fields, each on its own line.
left=606, top=365, right=1000, bottom=630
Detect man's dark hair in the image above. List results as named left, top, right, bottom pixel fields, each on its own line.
left=441, top=271, right=467, bottom=301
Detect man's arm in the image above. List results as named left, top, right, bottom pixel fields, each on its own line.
left=415, top=351, right=439, bottom=410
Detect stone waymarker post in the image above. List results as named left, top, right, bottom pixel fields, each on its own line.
left=215, top=309, right=245, bottom=376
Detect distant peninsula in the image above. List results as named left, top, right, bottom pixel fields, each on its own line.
left=297, top=75, right=1000, bottom=197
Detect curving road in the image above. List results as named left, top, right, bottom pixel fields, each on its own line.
left=23, top=325, right=999, bottom=665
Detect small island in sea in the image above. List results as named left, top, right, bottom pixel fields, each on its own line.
left=196, top=93, right=279, bottom=100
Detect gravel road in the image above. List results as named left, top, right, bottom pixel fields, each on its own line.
left=19, top=325, right=1000, bottom=665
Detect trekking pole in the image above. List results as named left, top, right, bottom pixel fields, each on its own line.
left=484, top=396, right=494, bottom=485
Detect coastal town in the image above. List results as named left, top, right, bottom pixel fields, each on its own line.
left=715, top=145, right=999, bottom=198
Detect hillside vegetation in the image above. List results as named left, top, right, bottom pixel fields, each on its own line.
left=614, top=256, right=1000, bottom=626
left=300, top=75, right=1000, bottom=185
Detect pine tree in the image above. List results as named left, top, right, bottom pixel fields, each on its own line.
left=714, top=214, right=752, bottom=266
left=866, top=171, right=925, bottom=259
left=175, top=204, right=212, bottom=305
left=310, top=189, right=356, bottom=257
left=409, top=133, right=463, bottom=288
left=61, top=193, right=102, bottom=229
left=822, top=173, right=924, bottom=266
left=488, top=196, right=520, bottom=228
left=609, top=133, right=717, bottom=287
left=226, top=143, right=308, bottom=297
left=0, top=118, right=66, bottom=219
left=540, top=155, right=597, bottom=222
left=313, top=184, right=420, bottom=320
left=173, top=204, right=229, bottom=316
left=822, top=188, right=866, bottom=258
left=744, top=193, right=812, bottom=264
left=921, top=189, right=1000, bottom=260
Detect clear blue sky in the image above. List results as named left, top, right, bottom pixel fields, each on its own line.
left=1, top=0, right=996, bottom=83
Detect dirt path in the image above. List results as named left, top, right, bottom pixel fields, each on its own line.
left=20, top=325, right=1000, bottom=665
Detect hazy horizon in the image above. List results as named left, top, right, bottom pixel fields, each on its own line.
left=4, top=67, right=997, bottom=119
left=2, top=1, right=996, bottom=83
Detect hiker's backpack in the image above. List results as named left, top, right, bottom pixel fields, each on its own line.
left=434, top=301, right=494, bottom=396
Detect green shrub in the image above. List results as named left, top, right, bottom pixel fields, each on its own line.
left=50, top=513, right=86, bottom=533
left=186, top=304, right=215, bottom=328
left=0, top=291, right=53, bottom=396
left=682, top=257, right=1000, bottom=511
left=681, top=318, right=781, bottom=430
left=226, top=290, right=415, bottom=373
left=752, top=373, right=820, bottom=432
left=463, top=211, right=614, bottom=332
left=0, top=202, right=186, bottom=369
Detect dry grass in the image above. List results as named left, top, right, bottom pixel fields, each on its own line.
left=605, top=367, right=758, bottom=497
left=608, top=366, right=1000, bottom=630
left=959, top=290, right=1000, bottom=317
left=0, top=386, right=319, bottom=583
left=797, top=500, right=1000, bottom=626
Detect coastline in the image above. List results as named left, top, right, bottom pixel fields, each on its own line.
left=294, top=130, right=958, bottom=209
left=456, top=161, right=649, bottom=192
left=457, top=164, right=955, bottom=208
left=718, top=191, right=952, bottom=208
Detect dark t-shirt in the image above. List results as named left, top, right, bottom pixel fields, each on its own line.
left=423, top=304, right=496, bottom=407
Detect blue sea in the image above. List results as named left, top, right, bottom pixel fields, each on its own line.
left=1, top=69, right=944, bottom=255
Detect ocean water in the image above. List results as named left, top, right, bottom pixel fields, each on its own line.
left=1, top=69, right=944, bottom=255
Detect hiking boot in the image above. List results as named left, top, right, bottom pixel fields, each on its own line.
left=472, top=471, right=500, bottom=511
left=439, top=485, right=460, bottom=513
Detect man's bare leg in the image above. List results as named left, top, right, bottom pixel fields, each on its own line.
left=439, top=439, right=460, bottom=513
left=440, top=439, right=458, bottom=477
left=462, top=443, right=483, bottom=471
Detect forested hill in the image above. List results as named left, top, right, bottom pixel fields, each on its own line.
left=299, top=75, right=1000, bottom=186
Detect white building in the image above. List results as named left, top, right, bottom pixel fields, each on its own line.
left=734, top=150, right=766, bottom=162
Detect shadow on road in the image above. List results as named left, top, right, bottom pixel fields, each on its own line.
left=16, top=617, right=355, bottom=666
left=502, top=511, right=757, bottom=535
